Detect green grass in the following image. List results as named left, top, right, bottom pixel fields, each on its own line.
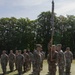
left=0, top=60, right=75, bottom=75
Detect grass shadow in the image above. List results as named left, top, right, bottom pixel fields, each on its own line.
left=29, top=73, right=33, bottom=75
left=64, top=72, right=71, bottom=75
left=13, top=74, right=18, bottom=75
left=6, top=71, right=12, bottom=74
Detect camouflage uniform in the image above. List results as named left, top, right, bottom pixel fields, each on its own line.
left=64, top=47, right=73, bottom=74
left=15, top=50, right=19, bottom=70
left=33, top=50, right=42, bottom=75
left=1, top=51, right=8, bottom=75
left=57, top=44, right=65, bottom=75
left=27, top=50, right=33, bottom=70
left=9, top=51, right=15, bottom=71
left=47, top=50, right=58, bottom=75
left=23, top=50, right=29, bottom=72
left=40, top=50, right=45, bottom=70
left=16, top=51, right=24, bottom=75
left=58, top=50, right=65, bottom=75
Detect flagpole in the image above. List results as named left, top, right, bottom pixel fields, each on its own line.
left=49, top=0, right=55, bottom=61
left=51, top=0, right=54, bottom=43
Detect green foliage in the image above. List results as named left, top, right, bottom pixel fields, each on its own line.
left=0, top=17, right=36, bottom=52
left=0, top=12, right=75, bottom=55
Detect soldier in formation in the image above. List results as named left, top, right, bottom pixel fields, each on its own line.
left=32, top=49, right=35, bottom=74
left=23, top=49, right=29, bottom=72
left=33, top=44, right=42, bottom=75
left=1, top=50, right=8, bottom=75
left=57, top=44, right=65, bottom=75
left=64, top=47, right=73, bottom=75
left=9, top=50, right=15, bottom=72
left=27, top=49, right=33, bottom=70
left=15, top=50, right=19, bottom=70
left=16, top=50, right=24, bottom=75
left=0, top=45, right=73, bottom=75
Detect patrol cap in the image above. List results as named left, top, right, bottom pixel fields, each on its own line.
left=57, top=44, right=62, bottom=47
left=51, top=45, right=56, bottom=49
left=3, top=50, right=6, bottom=53
left=18, top=50, right=21, bottom=53
left=52, top=45, right=56, bottom=47
left=36, top=44, right=42, bottom=48
left=23, top=49, right=27, bottom=52
left=66, top=47, right=70, bottom=50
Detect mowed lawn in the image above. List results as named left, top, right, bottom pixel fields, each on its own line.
left=0, top=60, right=75, bottom=75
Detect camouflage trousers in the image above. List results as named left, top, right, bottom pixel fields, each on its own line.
left=48, top=63, right=56, bottom=75
left=9, top=61, right=14, bottom=71
left=33, top=63, right=40, bottom=75
left=1, top=63, right=7, bottom=74
left=58, top=65, right=64, bottom=75
left=17, top=63, right=23, bottom=75
left=15, top=61, right=18, bottom=70
left=65, top=62, right=71, bottom=74
left=23, top=62, right=28, bottom=72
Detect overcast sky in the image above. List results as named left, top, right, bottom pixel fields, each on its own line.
left=0, top=0, right=75, bottom=20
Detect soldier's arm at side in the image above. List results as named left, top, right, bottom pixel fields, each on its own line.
left=33, top=51, right=37, bottom=64
left=23, top=55, right=25, bottom=64
left=14, top=54, right=16, bottom=63
left=6, top=54, right=9, bottom=66
left=64, top=52, right=66, bottom=67
left=71, top=52, right=73, bottom=63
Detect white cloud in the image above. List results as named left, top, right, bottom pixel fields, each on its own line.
left=55, top=0, right=75, bottom=16
left=0, top=0, right=6, bottom=6
left=0, top=0, right=49, bottom=6
left=0, top=0, right=75, bottom=19
left=13, top=0, right=49, bottom=6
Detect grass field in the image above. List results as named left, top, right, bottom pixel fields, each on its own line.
left=0, top=60, right=75, bottom=75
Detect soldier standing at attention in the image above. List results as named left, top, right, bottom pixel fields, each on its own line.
left=47, top=45, right=58, bottom=75
left=27, top=49, right=33, bottom=70
left=16, top=50, right=24, bottom=75
left=9, top=50, right=15, bottom=72
left=33, top=44, right=42, bottom=75
left=1, top=50, right=8, bottom=75
left=32, top=49, right=35, bottom=74
left=64, top=47, right=73, bottom=75
left=15, top=50, right=19, bottom=70
left=23, top=49, right=29, bottom=72
left=57, top=44, right=65, bottom=75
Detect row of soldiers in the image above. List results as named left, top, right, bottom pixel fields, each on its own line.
left=47, top=44, right=73, bottom=75
left=0, top=44, right=73, bottom=75
left=0, top=45, right=45, bottom=75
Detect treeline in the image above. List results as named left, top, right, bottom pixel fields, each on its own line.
left=0, top=11, right=75, bottom=56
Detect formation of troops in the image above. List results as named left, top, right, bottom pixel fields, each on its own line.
left=47, top=44, right=73, bottom=75
left=0, top=44, right=73, bottom=75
